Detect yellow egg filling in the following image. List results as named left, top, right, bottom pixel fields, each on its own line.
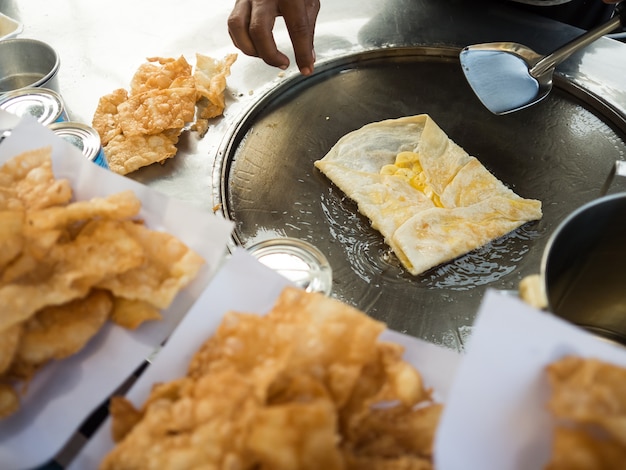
left=381, top=151, right=442, bottom=207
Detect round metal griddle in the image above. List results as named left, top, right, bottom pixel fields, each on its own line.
left=214, top=47, right=626, bottom=351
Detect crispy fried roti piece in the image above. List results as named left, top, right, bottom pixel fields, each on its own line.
left=545, top=427, right=626, bottom=470
left=109, top=396, right=145, bottom=444
left=340, top=341, right=429, bottom=435
left=104, top=130, right=180, bottom=175
left=117, top=87, right=196, bottom=136
left=92, top=56, right=194, bottom=175
left=103, top=287, right=441, bottom=469
left=247, top=399, right=344, bottom=470
left=0, top=210, right=24, bottom=270
left=92, top=89, right=128, bottom=146
left=0, top=146, right=72, bottom=211
left=129, top=56, right=193, bottom=95
left=109, top=378, right=190, bottom=444
left=9, top=289, right=113, bottom=380
left=343, top=403, right=442, bottom=460
left=0, top=383, right=19, bottom=419
left=0, top=323, right=22, bottom=375
left=194, top=53, right=237, bottom=120
left=96, top=221, right=205, bottom=309
left=192, top=53, right=237, bottom=138
left=187, top=288, right=387, bottom=406
left=547, top=356, right=626, bottom=446
left=0, top=219, right=144, bottom=331
left=101, top=371, right=260, bottom=470
left=110, top=297, right=162, bottom=330
left=25, top=190, right=141, bottom=232
left=93, top=53, right=237, bottom=174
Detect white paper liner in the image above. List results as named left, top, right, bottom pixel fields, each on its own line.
left=0, top=110, right=234, bottom=470
left=435, top=289, right=626, bottom=470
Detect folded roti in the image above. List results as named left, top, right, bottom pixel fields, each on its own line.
left=314, top=114, right=542, bottom=275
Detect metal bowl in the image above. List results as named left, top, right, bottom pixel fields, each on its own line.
left=541, top=192, right=626, bottom=346
left=0, top=38, right=60, bottom=94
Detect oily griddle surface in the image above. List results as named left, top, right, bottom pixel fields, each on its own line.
left=216, top=47, right=626, bottom=350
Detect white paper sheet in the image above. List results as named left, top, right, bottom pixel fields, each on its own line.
left=435, top=289, right=626, bottom=470
left=0, top=111, right=234, bottom=470
left=70, top=248, right=461, bottom=469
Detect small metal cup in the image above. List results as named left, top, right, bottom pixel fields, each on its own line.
left=246, top=237, right=333, bottom=295
left=0, top=38, right=60, bottom=94
left=540, top=161, right=626, bottom=345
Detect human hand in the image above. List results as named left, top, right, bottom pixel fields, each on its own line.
left=228, top=0, right=320, bottom=76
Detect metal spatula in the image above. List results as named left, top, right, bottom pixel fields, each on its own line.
left=459, top=2, right=625, bottom=115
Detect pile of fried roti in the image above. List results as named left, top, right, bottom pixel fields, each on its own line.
left=0, top=147, right=205, bottom=419
left=545, top=356, right=626, bottom=468
left=102, top=287, right=442, bottom=469
left=92, top=53, right=237, bottom=175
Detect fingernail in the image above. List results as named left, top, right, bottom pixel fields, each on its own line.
left=279, top=64, right=288, bottom=70
left=300, top=67, right=312, bottom=76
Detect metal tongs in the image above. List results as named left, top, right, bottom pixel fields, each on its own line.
left=459, top=1, right=625, bottom=115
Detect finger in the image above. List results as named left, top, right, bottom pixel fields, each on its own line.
left=228, top=0, right=259, bottom=57
left=280, top=0, right=319, bottom=75
left=248, top=0, right=291, bottom=69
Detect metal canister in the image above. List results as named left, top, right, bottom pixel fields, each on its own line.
left=246, top=237, right=333, bottom=295
left=48, top=121, right=109, bottom=169
left=0, top=87, right=68, bottom=126
left=520, top=161, right=626, bottom=347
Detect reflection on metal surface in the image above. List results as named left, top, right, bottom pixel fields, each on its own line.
left=460, top=3, right=625, bottom=115
left=216, top=47, right=626, bottom=350
left=247, top=238, right=333, bottom=296
left=460, top=48, right=542, bottom=114
left=0, top=87, right=67, bottom=125
left=541, top=193, right=626, bottom=346
left=422, top=226, right=539, bottom=290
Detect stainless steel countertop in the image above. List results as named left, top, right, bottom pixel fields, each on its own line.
left=4, top=0, right=624, bottom=207
left=3, top=0, right=626, bottom=348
